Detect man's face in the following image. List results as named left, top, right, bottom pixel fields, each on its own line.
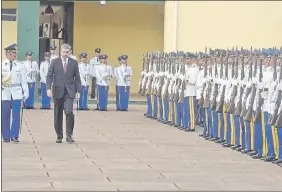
left=81, top=57, right=87, bottom=63
left=122, top=59, right=127, bottom=64
left=45, top=56, right=50, bottom=61
left=95, top=52, right=100, bottom=57
left=100, top=58, right=106, bottom=63
left=51, top=50, right=55, bottom=54
left=6, top=51, right=17, bottom=61
left=26, top=55, right=32, bottom=60
left=61, top=48, right=70, bottom=59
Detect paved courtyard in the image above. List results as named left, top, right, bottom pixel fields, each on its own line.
left=2, top=104, right=282, bottom=191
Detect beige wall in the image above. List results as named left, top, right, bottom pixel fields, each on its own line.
left=163, top=1, right=176, bottom=52
left=73, top=2, right=164, bottom=95
left=176, top=1, right=282, bottom=52
left=2, top=1, right=18, bottom=60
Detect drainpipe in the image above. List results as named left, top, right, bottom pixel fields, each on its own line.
left=173, top=0, right=179, bottom=52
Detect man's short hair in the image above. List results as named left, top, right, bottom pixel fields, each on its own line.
left=61, top=43, right=71, bottom=50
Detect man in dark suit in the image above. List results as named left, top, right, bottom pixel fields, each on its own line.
left=46, top=43, right=81, bottom=143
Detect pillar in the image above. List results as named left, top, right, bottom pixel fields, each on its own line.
left=17, top=1, right=40, bottom=99
left=163, top=1, right=177, bottom=52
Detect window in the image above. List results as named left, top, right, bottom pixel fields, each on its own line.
left=1, top=8, right=17, bottom=21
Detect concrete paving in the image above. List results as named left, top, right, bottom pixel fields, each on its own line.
left=2, top=104, right=282, bottom=191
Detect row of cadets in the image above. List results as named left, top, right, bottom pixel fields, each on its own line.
left=2, top=44, right=29, bottom=143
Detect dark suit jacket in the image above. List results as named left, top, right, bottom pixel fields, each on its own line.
left=46, top=57, right=81, bottom=99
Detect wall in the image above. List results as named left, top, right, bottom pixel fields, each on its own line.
left=176, top=1, right=282, bottom=52
left=2, top=0, right=18, bottom=60
left=73, top=2, right=164, bottom=95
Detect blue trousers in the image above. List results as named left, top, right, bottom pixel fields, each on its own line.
left=97, top=85, right=108, bottom=110
left=264, top=112, right=275, bottom=158
left=153, top=96, right=158, bottom=118
left=183, top=96, right=197, bottom=130
left=207, top=109, right=213, bottom=137
left=254, top=119, right=263, bottom=156
left=239, top=116, right=246, bottom=149
left=245, top=121, right=252, bottom=151
left=203, top=108, right=209, bottom=136
left=24, top=82, right=35, bottom=108
left=146, top=95, right=152, bottom=116
left=79, top=85, right=89, bottom=110
left=158, top=97, right=163, bottom=120
left=226, top=113, right=232, bottom=143
left=212, top=111, right=219, bottom=138
left=176, top=103, right=183, bottom=126
left=2, top=100, right=22, bottom=140
left=278, top=128, right=282, bottom=160
left=115, top=85, right=120, bottom=110
left=234, top=115, right=241, bottom=146
left=171, top=101, right=175, bottom=125
left=219, top=113, right=225, bottom=141
left=41, top=82, right=51, bottom=109
left=163, top=98, right=169, bottom=121
left=118, top=86, right=130, bottom=111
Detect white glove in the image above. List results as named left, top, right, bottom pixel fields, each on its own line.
left=256, top=82, right=263, bottom=90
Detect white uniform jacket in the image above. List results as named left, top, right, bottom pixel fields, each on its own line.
left=115, top=64, right=133, bottom=86
left=40, top=61, right=50, bottom=83
left=79, top=63, right=91, bottom=86
left=24, top=60, right=39, bottom=83
left=2, top=59, right=29, bottom=101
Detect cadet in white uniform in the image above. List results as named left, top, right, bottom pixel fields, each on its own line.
left=23, top=51, right=39, bottom=109
left=78, top=52, right=91, bottom=110
left=115, top=54, right=133, bottom=111
left=114, top=56, right=122, bottom=111
left=39, top=52, right=51, bottom=109
left=183, top=53, right=199, bottom=132
left=90, top=48, right=101, bottom=100
left=2, top=44, right=29, bottom=142
left=95, top=54, right=113, bottom=111
left=50, top=45, right=58, bottom=63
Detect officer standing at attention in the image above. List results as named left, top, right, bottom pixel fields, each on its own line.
left=39, top=52, right=51, bottom=109
left=23, top=51, right=39, bottom=109
left=90, top=48, right=101, bottom=100
left=114, top=56, right=122, bottom=111
left=50, top=45, right=58, bottom=63
left=78, top=52, right=91, bottom=110
left=115, top=54, right=133, bottom=111
left=2, top=44, right=29, bottom=142
left=95, top=54, right=112, bottom=111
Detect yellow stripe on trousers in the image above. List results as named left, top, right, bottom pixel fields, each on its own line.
left=169, top=101, right=172, bottom=122
left=239, top=118, right=242, bottom=146
left=189, top=97, right=195, bottom=129
left=162, top=98, right=165, bottom=120
left=157, top=98, right=160, bottom=119
left=230, top=114, right=235, bottom=145
left=261, top=112, right=268, bottom=157
left=272, top=126, right=279, bottom=159
left=224, top=113, right=227, bottom=141
left=205, top=109, right=209, bottom=135
left=250, top=114, right=255, bottom=151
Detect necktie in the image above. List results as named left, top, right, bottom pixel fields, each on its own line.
left=63, top=59, right=67, bottom=73
left=10, top=61, right=13, bottom=71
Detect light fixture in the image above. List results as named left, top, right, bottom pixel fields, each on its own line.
left=100, top=0, right=106, bottom=5
left=45, top=4, right=54, bottom=15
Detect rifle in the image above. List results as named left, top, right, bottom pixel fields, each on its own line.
left=244, top=47, right=259, bottom=122
left=178, top=53, right=186, bottom=104
left=254, top=49, right=268, bottom=123
left=227, top=48, right=239, bottom=114
left=240, top=48, right=253, bottom=118
left=163, top=54, right=171, bottom=99
left=216, top=49, right=229, bottom=113
left=169, top=52, right=177, bottom=101
left=153, top=52, right=160, bottom=96
left=145, top=53, right=154, bottom=96
left=173, top=52, right=182, bottom=103
left=138, top=55, right=146, bottom=94
left=271, top=47, right=282, bottom=126
left=141, top=53, right=150, bottom=96
left=203, top=48, right=215, bottom=109
left=210, top=49, right=220, bottom=110
left=157, top=52, right=165, bottom=97
left=198, top=47, right=208, bottom=106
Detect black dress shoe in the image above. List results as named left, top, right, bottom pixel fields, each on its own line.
left=248, top=151, right=258, bottom=156
left=66, top=136, right=75, bottom=143
left=11, top=137, right=19, bottom=143
left=116, top=109, right=120, bottom=111
left=3, top=139, right=10, bottom=142
left=231, top=145, right=240, bottom=150
left=223, top=143, right=231, bottom=147
left=56, top=139, right=62, bottom=143
left=241, top=149, right=251, bottom=154
left=94, top=108, right=99, bottom=111
left=252, top=154, right=262, bottom=159
left=264, top=156, right=276, bottom=162
left=272, top=159, right=282, bottom=164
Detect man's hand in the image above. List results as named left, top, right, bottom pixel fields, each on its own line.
left=47, top=89, right=52, bottom=98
